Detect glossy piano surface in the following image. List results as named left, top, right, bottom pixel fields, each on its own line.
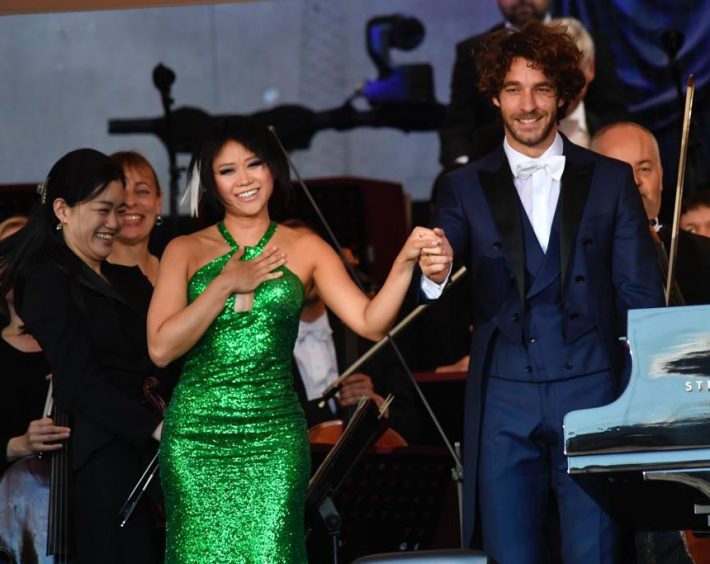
left=564, top=305, right=710, bottom=529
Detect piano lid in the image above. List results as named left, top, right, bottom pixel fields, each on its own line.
left=565, top=304, right=710, bottom=465
left=564, top=305, right=710, bottom=530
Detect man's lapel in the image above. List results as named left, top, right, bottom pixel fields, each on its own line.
left=479, top=154, right=526, bottom=305
left=559, top=140, right=594, bottom=294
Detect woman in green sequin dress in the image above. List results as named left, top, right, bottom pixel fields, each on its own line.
left=147, top=117, right=450, bottom=563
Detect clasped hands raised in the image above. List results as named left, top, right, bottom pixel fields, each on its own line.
left=399, top=226, right=453, bottom=282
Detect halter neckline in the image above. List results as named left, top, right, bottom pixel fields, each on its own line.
left=217, top=221, right=277, bottom=255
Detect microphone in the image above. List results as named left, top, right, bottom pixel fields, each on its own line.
left=152, top=63, right=176, bottom=97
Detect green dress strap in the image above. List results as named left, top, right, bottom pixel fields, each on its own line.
left=216, top=221, right=278, bottom=258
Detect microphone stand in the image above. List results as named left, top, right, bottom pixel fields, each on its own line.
left=269, top=126, right=466, bottom=549
left=152, top=63, right=181, bottom=236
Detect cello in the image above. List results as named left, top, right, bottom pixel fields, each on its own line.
left=0, top=381, right=72, bottom=564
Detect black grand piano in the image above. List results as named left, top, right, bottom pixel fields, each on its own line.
left=565, top=305, right=710, bottom=530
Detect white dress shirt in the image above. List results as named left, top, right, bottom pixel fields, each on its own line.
left=558, top=101, right=590, bottom=149
left=293, top=311, right=339, bottom=412
left=504, top=133, right=566, bottom=253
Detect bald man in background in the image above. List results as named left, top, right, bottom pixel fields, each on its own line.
left=592, top=122, right=710, bottom=306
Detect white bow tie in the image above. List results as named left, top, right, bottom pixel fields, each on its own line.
left=515, top=155, right=566, bottom=181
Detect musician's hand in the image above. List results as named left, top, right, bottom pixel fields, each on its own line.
left=435, top=354, right=470, bottom=373
left=6, top=417, right=71, bottom=461
left=337, top=373, right=389, bottom=417
left=219, top=246, right=286, bottom=294
left=419, top=227, right=452, bottom=284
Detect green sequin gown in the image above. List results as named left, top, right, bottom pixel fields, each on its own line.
left=160, top=221, right=309, bottom=563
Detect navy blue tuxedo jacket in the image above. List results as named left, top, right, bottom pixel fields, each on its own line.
left=434, top=136, right=665, bottom=546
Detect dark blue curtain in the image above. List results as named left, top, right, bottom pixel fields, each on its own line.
left=554, top=0, right=710, bottom=212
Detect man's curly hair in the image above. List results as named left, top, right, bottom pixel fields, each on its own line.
left=476, top=20, right=586, bottom=119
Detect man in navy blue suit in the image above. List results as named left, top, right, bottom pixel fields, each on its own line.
left=421, top=21, right=665, bottom=563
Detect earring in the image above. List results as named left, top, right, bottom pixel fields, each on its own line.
left=155, top=215, right=164, bottom=226
left=55, top=223, right=62, bottom=231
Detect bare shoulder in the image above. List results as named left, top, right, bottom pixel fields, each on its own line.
left=277, top=224, right=329, bottom=252
left=163, top=228, right=205, bottom=258
left=275, top=223, right=337, bottom=285
left=162, top=225, right=226, bottom=271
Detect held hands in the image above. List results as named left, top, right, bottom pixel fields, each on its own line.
left=8, top=417, right=71, bottom=460
left=417, top=227, right=453, bottom=284
left=219, top=246, right=287, bottom=295
left=399, top=227, right=441, bottom=264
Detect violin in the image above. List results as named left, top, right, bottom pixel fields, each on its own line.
left=306, top=313, right=408, bottom=449
left=307, top=401, right=408, bottom=448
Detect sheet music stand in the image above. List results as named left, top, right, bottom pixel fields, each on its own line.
left=307, top=444, right=458, bottom=564
left=306, top=398, right=390, bottom=564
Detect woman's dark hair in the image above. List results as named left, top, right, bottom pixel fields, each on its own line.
left=476, top=20, right=586, bottom=119
left=190, top=116, right=292, bottom=220
left=110, top=151, right=162, bottom=195
left=682, top=189, right=710, bottom=215
left=0, top=148, right=124, bottom=299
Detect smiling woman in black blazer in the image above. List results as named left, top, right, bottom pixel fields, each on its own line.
left=0, top=149, right=163, bottom=564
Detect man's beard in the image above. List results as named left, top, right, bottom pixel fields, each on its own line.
left=503, top=111, right=557, bottom=150
left=506, top=1, right=547, bottom=28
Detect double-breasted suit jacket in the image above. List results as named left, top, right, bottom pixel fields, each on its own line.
left=434, top=136, right=665, bottom=546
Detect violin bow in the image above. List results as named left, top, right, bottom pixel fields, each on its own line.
left=665, top=75, right=695, bottom=306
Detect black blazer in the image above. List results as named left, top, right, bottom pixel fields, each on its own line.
left=658, top=226, right=710, bottom=305
left=18, top=248, right=161, bottom=471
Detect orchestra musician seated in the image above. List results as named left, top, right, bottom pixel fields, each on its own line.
left=286, top=221, right=422, bottom=445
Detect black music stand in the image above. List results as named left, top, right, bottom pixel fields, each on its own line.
left=307, top=440, right=458, bottom=564
left=307, top=399, right=389, bottom=564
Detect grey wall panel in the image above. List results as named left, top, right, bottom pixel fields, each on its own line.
left=0, top=0, right=497, bottom=206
